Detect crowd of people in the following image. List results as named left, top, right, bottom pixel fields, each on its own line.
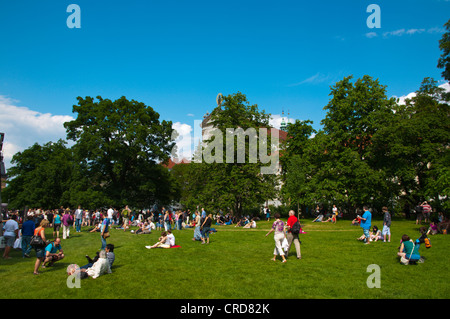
left=1, top=201, right=448, bottom=280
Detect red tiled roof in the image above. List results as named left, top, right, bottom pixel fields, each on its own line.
left=162, top=158, right=191, bottom=169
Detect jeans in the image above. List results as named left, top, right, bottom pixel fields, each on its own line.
left=21, top=235, right=32, bottom=256
left=101, top=235, right=107, bottom=250
left=75, top=219, right=82, bottom=232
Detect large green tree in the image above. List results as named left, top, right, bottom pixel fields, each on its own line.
left=438, top=19, right=450, bottom=82
left=282, top=75, right=398, bottom=215
left=183, top=92, right=278, bottom=216
left=370, top=77, right=450, bottom=211
left=64, top=96, right=177, bottom=208
left=3, top=140, right=73, bottom=209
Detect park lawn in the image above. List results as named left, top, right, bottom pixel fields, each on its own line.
left=0, top=218, right=449, bottom=299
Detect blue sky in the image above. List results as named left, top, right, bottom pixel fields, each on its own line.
left=0, top=0, right=449, bottom=167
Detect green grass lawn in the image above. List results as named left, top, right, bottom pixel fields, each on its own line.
left=1, top=218, right=449, bottom=299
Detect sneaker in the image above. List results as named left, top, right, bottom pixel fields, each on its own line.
left=145, top=246, right=152, bottom=249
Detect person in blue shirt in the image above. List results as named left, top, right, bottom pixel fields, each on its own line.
left=21, top=215, right=36, bottom=258
left=43, top=237, right=64, bottom=268
left=359, top=206, right=372, bottom=244
left=100, top=217, right=110, bottom=250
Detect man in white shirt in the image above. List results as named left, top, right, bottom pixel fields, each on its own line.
left=75, top=206, right=83, bottom=232
left=107, top=207, right=114, bottom=225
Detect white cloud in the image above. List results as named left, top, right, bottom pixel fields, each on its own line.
left=0, top=95, right=74, bottom=170
left=406, top=28, right=425, bottom=35
left=365, top=32, right=378, bottom=38
left=394, top=82, right=450, bottom=105
left=171, top=122, right=194, bottom=161
left=383, top=29, right=406, bottom=37
left=382, top=27, right=445, bottom=38
left=289, top=72, right=336, bottom=87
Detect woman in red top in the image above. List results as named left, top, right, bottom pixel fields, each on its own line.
left=33, top=219, right=49, bottom=275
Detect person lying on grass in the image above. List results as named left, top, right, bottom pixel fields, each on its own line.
left=145, top=230, right=175, bottom=249
left=67, top=250, right=112, bottom=279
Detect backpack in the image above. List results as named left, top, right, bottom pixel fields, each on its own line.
left=291, top=221, right=301, bottom=235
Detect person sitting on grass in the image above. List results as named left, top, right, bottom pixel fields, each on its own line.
left=243, top=218, right=257, bottom=229
left=427, top=221, right=439, bottom=235
left=351, top=215, right=361, bottom=226
left=397, top=234, right=422, bottom=265
left=145, top=230, right=175, bottom=249
left=321, top=214, right=336, bottom=223
left=134, top=221, right=152, bottom=235
left=42, top=237, right=64, bottom=268
left=369, top=226, right=383, bottom=242
left=88, top=221, right=101, bottom=233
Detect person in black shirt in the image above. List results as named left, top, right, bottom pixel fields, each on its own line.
left=201, top=214, right=213, bottom=244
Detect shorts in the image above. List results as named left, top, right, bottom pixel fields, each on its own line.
left=35, top=247, right=45, bottom=258
left=363, top=229, right=370, bottom=239
left=201, top=227, right=211, bottom=238
left=4, top=236, right=16, bottom=247
left=54, top=223, right=61, bottom=231
left=382, top=225, right=391, bottom=236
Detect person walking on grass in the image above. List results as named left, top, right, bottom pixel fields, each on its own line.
left=200, top=213, right=212, bottom=244
left=33, top=219, right=49, bottom=275
left=359, top=205, right=372, bottom=244
left=52, top=210, right=62, bottom=238
left=265, top=213, right=287, bottom=263
left=286, top=210, right=301, bottom=259
left=62, top=210, right=73, bottom=239
left=21, top=215, right=35, bottom=258
left=75, top=205, right=83, bottom=232
left=100, top=217, right=110, bottom=250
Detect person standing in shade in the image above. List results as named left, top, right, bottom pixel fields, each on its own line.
left=359, top=206, right=372, bottom=244
left=286, top=210, right=301, bottom=259
left=265, top=213, right=287, bottom=263
left=421, top=201, right=432, bottom=224
left=21, top=215, right=36, bottom=258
